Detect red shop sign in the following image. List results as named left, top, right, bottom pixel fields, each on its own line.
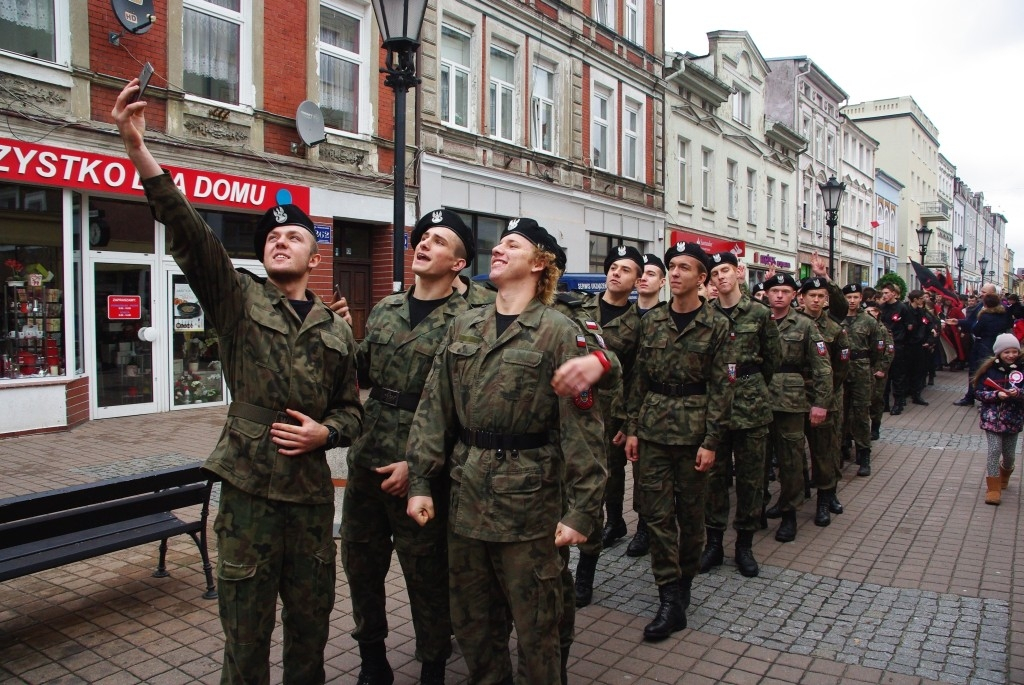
left=0, top=137, right=310, bottom=211
left=108, top=295, right=142, bottom=320
left=668, top=229, right=745, bottom=257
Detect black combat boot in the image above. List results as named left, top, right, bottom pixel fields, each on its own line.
left=857, top=448, right=871, bottom=477
left=870, top=419, right=881, bottom=441
left=420, top=658, right=446, bottom=685
left=574, top=552, right=599, bottom=607
left=828, top=490, right=843, bottom=514
left=626, top=517, right=650, bottom=557
left=356, top=642, right=394, bottom=685
left=765, top=499, right=782, bottom=519
left=911, top=395, right=929, bottom=406
left=814, top=490, right=831, bottom=527
left=734, top=530, right=759, bottom=577
left=643, top=582, right=686, bottom=641
left=890, top=399, right=904, bottom=415
left=601, top=501, right=627, bottom=547
left=698, top=527, right=724, bottom=573
left=678, top=575, right=693, bottom=613
left=775, top=510, right=797, bottom=543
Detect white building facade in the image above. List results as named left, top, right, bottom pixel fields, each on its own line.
left=874, top=170, right=902, bottom=284
left=839, top=120, right=877, bottom=286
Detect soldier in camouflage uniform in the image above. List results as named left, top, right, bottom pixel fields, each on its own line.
left=701, top=252, right=780, bottom=578
left=625, top=241, right=734, bottom=642
left=865, top=301, right=895, bottom=449
left=797, top=277, right=850, bottom=528
left=762, top=273, right=832, bottom=543
left=341, top=209, right=477, bottom=685
left=841, top=284, right=886, bottom=479
left=573, top=246, right=643, bottom=608
left=406, top=219, right=606, bottom=685
left=113, top=84, right=363, bottom=685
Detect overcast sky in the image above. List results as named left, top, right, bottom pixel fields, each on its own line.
left=665, top=0, right=1024, bottom=269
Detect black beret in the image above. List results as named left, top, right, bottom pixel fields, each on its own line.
left=664, top=240, right=709, bottom=273
left=642, top=253, right=665, bottom=274
left=765, top=273, right=799, bottom=290
left=842, top=283, right=862, bottom=295
left=411, top=209, right=476, bottom=265
left=753, top=281, right=766, bottom=293
left=502, top=218, right=562, bottom=263
left=798, top=277, right=829, bottom=294
left=603, top=245, right=644, bottom=274
left=709, top=252, right=739, bottom=269
left=254, top=204, right=316, bottom=259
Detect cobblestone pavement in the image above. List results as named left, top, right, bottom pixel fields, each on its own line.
left=0, top=369, right=1021, bottom=685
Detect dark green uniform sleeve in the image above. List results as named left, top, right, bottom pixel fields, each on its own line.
left=406, top=327, right=459, bottom=499
left=805, top=323, right=833, bottom=409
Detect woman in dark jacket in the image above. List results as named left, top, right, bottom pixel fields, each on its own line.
left=968, top=293, right=1013, bottom=381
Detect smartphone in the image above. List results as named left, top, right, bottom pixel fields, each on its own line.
left=334, top=285, right=343, bottom=302
left=130, top=62, right=154, bottom=103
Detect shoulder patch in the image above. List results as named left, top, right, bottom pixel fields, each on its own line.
left=816, top=340, right=828, bottom=356
left=840, top=348, right=850, bottom=361
left=573, top=388, right=595, bottom=410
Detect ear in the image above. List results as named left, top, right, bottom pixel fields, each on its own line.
left=307, top=251, right=322, bottom=270
left=450, top=257, right=467, bottom=274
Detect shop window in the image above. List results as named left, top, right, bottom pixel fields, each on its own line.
left=89, top=198, right=155, bottom=254
left=190, top=208, right=260, bottom=259
left=171, top=274, right=224, bottom=406
left=1, top=182, right=65, bottom=379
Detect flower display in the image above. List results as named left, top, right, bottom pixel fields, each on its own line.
left=5, top=258, right=24, bottom=280
left=174, top=372, right=221, bottom=404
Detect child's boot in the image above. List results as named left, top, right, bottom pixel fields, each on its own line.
left=985, top=476, right=1002, bottom=505
left=1000, top=463, right=1014, bottom=490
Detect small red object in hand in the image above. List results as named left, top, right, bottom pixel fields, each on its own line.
left=984, top=378, right=1007, bottom=392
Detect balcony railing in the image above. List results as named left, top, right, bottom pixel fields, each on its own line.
left=919, top=200, right=951, bottom=223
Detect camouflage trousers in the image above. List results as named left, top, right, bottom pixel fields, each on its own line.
left=806, top=412, right=840, bottom=491
left=579, top=423, right=615, bottom=557
left=843, top=362, right=874, bottom=450
left=449, top=531, right=563, bottom=684
left=870, top=373, right=888, bottom=424
left=340, top=464, right=452, bottom=663
left=705, top=424, right=769, bottom=532
left=634, top=440, right=707, bottom=585
left=768, top=412, right=807, bottom=512
left=516, top=545, right=574, bottom=683
left=214, top=482, right=335, bottom=685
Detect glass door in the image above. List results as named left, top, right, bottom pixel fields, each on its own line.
left=90, top=259, right=160, bottom=417
left=168, top=271, right=225, bottom=409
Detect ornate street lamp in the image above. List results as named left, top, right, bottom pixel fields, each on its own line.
left=818, top=175, right=846, bottom=278
left=979, top=256, right=989, bottom=288
left=954, top=244, right=967, bottom=295
left=915, top=225, right=933, bottom=263
left=371, top=0, right=429, bottom=292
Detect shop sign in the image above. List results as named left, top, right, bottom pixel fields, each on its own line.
left=668, top=229, right=745, bottom=257
left=0, top=137, right=310, bottom=211
left=751, top=251, right=793, bottom=270
left=108, top=295, right=141, bottom=320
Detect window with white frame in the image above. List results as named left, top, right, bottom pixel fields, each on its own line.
left=183, top=0, right=250, bottom=106
left=781, top=183, right=789, bottom=234
left=622, top=98, right=641, bottom=180
left=489, top=46, right=515, bottom=142
left=440, top=25, right=471, bottom=129
left=766, top=178, right=775, bottom=230
left=677, top=137, right=689, bottom=203
left=592, top=85, right=612, bottom=170
left=624, top=0, right=641, bottom=45
left=746, top=168, right=756, bottom=223
left=726, top=160, right=738, bottom=218
left=803, top=187, right=811, bottom=227
left=1, top=0, right=69, bottom=65
left=701, top=149, right=713, bottom=209
left=319, top=1, right=367, bottom=134
left=531, top=64, right=555, bottom=153
left=732, top=86, right=750, bottom=126
left=595, top=0, right=614, bottom=29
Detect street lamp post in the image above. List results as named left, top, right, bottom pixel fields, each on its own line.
left=979, top=257, right=989, bottom=291
left=954, top=244, right=967, bottom=295
left=916, top=225, right=933, bottom=263
left=818, top=175, right=846, bottom=279
left=370, top=0, right=429, bottom=292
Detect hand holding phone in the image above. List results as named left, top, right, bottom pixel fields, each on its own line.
left=130, top=62, right=154, bottom=104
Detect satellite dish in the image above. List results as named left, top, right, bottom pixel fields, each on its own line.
left=111, top=0, right=156, bottom=34
left=296, top=101, right=327, bottom=147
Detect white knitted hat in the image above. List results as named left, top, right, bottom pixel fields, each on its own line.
left=993, top=333, right=1020, bottom=357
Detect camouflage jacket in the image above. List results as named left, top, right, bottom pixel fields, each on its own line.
left=349, top=288, right=469, bottom=470
left=625, top=301, right=734, bottom=451
left=802, top=309, right=850, bottom=411
left=876, top=323, right=895, bottom=375
left=579, top=292, right=641, bottom=426
left=768, top=308, right=832, bottom=413
left=143, top=173, right=362, bottom=504
left=842, top=310, right=885, bottom=373
left=713, top=295, right=782, bottom=429
left=406, top=299, right=606, bottom=543
left=552, top=291, right=622, bottom=394
left=458, top=275, right=497, bottom=308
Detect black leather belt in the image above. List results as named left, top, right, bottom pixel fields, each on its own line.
left=778, top=363, right=803, bottom=374
left=850, top=350, right=869, bottom=360
left=459, top=428, right=548, bottom=450
left=228, top=401, right=300, bottom=426
left=369, top=386, right=421, bottom=412
left=736, top=363, right=762, bottom=378
left=648, top=380, right=707, bottom=397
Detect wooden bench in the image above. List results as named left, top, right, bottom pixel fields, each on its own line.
left=0, top=463, right=218, bottom=599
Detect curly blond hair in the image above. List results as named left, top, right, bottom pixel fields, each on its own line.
left=533, top=246, right=560, bottom=305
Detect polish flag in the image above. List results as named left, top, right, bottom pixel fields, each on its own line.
left=870, top=219, right=882, bottom=229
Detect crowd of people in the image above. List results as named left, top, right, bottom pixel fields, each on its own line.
left=112, top=76, right=1021, bottom=685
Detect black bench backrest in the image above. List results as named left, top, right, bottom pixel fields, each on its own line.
left=0, top=463, right=214, bottom=549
